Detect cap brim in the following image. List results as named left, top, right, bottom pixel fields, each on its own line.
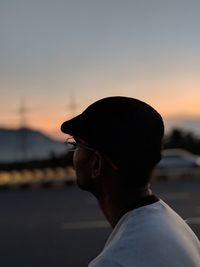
left=61, top=114, right=82, bottom=136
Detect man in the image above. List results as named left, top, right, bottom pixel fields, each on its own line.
left=61, top=96, right=200, bottom=267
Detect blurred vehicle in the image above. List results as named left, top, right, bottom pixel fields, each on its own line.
left=158, top=149, right=200, bottom=169
left=154, top=149, right=200, bottom=180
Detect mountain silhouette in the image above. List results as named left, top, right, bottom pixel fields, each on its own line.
left=0, top=127, right=67, bottom=163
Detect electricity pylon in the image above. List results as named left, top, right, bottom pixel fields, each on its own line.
left=68, top=91, right=77, bottom=118
left=18, top=98, right=29, bottom=161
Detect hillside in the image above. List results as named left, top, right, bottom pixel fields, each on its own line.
left=0, top=127, right=67, bottom=163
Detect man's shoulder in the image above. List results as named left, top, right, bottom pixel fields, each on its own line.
left=89, top=200, right=200, bottom=267
left=88, top=256, right=124, bottom=267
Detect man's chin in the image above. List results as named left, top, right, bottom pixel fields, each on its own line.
left=76, top=179, right=90, bottom=191
left=76, top=180, right=98, bottom=196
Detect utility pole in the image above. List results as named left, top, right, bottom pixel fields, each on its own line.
left=19, top=97, right=28, bottom=128
left=68, top=91, right=77, bottom=118
left=18, top=98, right=29, bottom=161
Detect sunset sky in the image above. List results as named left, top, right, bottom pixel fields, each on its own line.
left=1, top=0, right=200, bottom=140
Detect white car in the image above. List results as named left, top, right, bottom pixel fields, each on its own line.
left=157, top=149, right=200, bottom=168
left=157, top=149, right=200, bottom=169
left=155, top=149, right=200, bottom=180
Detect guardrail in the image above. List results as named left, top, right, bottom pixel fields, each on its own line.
left=0, top=166, right=76, bottom=189
left=153, top=167, right=200, bottom=181
left=1, top=166, right=200, bottom=190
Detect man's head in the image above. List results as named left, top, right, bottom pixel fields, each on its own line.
left=61, top=96, right=164, bottom=193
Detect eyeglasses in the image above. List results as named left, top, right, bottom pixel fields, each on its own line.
left=65, top=137, right=97, bottom=153
left=65, top=136, right=119, bottom=171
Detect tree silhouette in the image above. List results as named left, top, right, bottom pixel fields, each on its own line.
left=164, top=128, right=200, bottom=155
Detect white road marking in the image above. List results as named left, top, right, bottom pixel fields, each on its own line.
left=61, top=220, right=110, bottom=230
left=185, top=217, right=200, bottom=225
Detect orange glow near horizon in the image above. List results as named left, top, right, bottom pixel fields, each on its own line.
left=1, top=94, right=200, bottom=127
left=1, top=82, right=200, bottom=141
left=12, top=98, right=200, bottom=141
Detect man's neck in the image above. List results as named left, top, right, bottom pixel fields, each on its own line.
left=97, top=187, right=154, bottom=228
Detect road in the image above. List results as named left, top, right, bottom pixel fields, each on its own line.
left=0, top=180, right=200, bottom=267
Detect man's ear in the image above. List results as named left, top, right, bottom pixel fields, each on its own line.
left=91, top=152, right=102, bottom=179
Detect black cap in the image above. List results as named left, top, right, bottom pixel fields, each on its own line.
left=61, top=96, right=164, bottom=170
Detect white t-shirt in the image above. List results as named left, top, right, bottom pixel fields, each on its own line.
left=88, top=200, right=200, bottom=267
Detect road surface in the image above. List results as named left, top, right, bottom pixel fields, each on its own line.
left=0, top=180, right=199, bottom=267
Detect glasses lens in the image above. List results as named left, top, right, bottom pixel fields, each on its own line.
left=65, top=137, right=77, bottom=151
